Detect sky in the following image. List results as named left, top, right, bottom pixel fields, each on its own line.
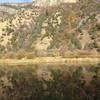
left=0, top=0, right=33, bottom=3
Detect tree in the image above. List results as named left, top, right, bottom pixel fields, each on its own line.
left=79, top=0, right=99, bottom=17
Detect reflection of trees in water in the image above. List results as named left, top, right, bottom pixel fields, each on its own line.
left=0, top=64, right=100, bottom=100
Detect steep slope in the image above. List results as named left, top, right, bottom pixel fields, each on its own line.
left=0, top=6, right=42, bottom=52
left=0, top=0, right=99, bottom=57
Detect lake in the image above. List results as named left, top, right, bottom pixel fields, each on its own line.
left=0, top=63, right=100, bottom=100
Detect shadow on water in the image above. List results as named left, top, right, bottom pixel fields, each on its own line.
left=0, top=63, right=100, bottom=100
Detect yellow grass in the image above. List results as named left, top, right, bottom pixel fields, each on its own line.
left=0, top=57, right=100, bottom=66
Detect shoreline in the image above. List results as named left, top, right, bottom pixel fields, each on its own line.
left=0, top=57, right=100, bottom=65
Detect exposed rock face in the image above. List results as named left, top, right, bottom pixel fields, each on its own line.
left=33, top=0, right=78, bottom=6
left=62, top=0, right=78, bottom=3
left=0, top=5, right=17, bottom=14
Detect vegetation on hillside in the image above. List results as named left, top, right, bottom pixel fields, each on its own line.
left=0, top=0, right=99, bottom=57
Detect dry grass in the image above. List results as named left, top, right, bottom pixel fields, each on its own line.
left=0, top=57, right=100, bottom=66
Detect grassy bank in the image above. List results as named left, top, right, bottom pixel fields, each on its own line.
left=0, top=57, right=100, bottom=65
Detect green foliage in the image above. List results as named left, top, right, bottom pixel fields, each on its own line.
left=0, top=45, right=5, bottom=53
left=5, top=26, right=14, bottom=34
left=79, top=0, right=99, bottom=16
left=95, top=24, right=100, bottom=30
left=88, top=40, right=98, bottom=49
left=71, top=34, right=82, bottom=49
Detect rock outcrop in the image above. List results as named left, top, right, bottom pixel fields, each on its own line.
left=33, top=0, right=78, bottom=7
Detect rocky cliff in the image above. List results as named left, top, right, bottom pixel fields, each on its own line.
left=33, top=0, right=78, bottom=6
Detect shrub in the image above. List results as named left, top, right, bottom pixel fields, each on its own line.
left=95, top=24, right=100, bottom=30
left=88, top=41, right=98, bottom=49
left=26, top=53, right=35, bottom=59
left=16, top=50, right=26, bottom=59
left=6, top=26, right=14, bottom=33
left=3, top=52, right=15, bottom=59
left=71, top=38, right=82, bottom=49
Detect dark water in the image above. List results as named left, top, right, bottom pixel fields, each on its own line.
left=0, top=63, right=100, bottom=100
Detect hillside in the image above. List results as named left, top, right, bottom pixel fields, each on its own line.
left=0, top=0, right=99, bottom=58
